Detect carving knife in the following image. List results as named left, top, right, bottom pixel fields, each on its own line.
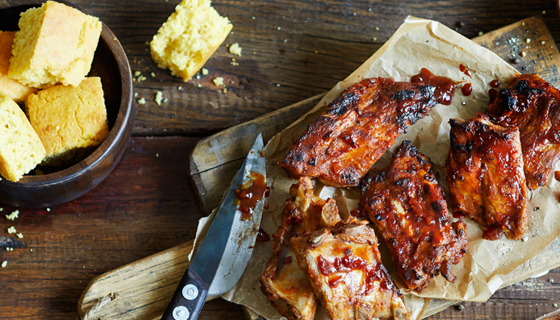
left=161, top=133, right=266, bottom=320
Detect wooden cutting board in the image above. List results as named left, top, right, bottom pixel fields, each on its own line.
left=78, top=16, right=560, bottom=320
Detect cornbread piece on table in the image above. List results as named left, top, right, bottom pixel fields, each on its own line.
left=150, top=0, right=232, bottom=81
left=0, top=92, right=45, bottom=181
left=291, top=217, right=409, bottom=320
left=446, top=114, right=529, bottom=240
left=0, top=31, right=37, bottom=102
left=9, top=1, right=102, bottom=88
left=26, top=77, right=109, bottom=166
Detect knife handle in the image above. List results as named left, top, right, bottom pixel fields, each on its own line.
left=161, top=269, right=208, bottom=320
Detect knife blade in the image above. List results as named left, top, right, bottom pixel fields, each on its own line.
left=161, top=133, right=266, bottom=320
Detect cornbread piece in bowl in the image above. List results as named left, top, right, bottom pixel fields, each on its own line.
left=151, top=0, right=232, bottom=81
left=0, top=92, right=45, bottom=182
left=0, top=31, right=37, bottom=102
left=26, top=77, right=109, bottom=166
left=0, top=1, right=133, bottom=207
left=8, top=0, right=102, bottom=88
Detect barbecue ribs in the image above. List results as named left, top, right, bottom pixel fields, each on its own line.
left=359, top=141, right=467, bottom=291
left=291, top=217, right=409, bottom=320
left=279, top=69, right=457, bottom=187
left=446, top=114, right=529, bottom=240
left=486, top=74, right=560, bottom=190
left=260, top=177, right=341, bottom=320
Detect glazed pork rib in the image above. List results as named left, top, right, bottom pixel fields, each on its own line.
left=260, top=177, right=341, bottom=320
left=486, top=74, right=560, bottom=190
left=359, top=141, right=467, bottom=292
left=279, top=69, right=457, bottom=187
left=446, top=114, right=529, bottom=240
left=291, top=217, right=409, bottom=320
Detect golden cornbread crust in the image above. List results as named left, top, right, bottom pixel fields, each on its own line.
left=8, top=1, right=102, bottom=88
left=150, top=0, right=232, bottom=81
left=0, top=32, right=37, bottom=102
left=0, top=92, right=46, bottom=181
left=26, top=77, right=109, bottom=166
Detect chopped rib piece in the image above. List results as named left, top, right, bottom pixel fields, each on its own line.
left=359, top=141, right=467, bottom=291
left=446, top=114, right=529, bottom=240
left=279, top=69, right=457, bottom=187
left=260, top=177, right=341, bottom=320
left=486, top=74, right=560, bottom=190
left=291, top=217, right=409, bottom=320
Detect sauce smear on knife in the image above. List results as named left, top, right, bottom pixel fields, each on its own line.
left=235, top=171, right=270, bottom=220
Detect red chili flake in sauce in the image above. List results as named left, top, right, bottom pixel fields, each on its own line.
left=490, top=80, right=500, bottom=88
left=282, top=256, right=293, bottom=264
left=316, top=251, right=384, bottom=292
left=459, top=64, right=472, bottom=77
left=461, top=83, right=472, bottom=96
left=482, top=225, right=504, bottom=241
left=411, top=68, right=457, bottom=105
left=554, top=171, right=560, bottom=182
left=234, top=171, right=270, bottom=221
left=256, top=227, right=270, bottom=242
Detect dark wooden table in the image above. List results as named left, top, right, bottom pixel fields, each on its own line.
left=1, top=0, right=560, bottom=319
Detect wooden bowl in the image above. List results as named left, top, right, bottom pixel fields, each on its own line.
left=0, top=1, right=134, bottom=207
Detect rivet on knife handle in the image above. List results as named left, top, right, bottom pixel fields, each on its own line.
left=161, top=270, right=208, bottom=320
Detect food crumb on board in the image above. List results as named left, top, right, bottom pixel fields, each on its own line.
left=213, top=77, right=224, bottom=86
left=155, top=91, right=164, bottom=105
left=156, top=153, right=159, bottom=158
left=138, top=98, right=146, bottom=105
left=46, top=208, right=51, bottom=212
left=229, top=42, right=242, bottom=56
left=151, top=72, right=156, bottom=77
left=7, top=226, right=16, bottom=234
left=5, top=210, right=19, bottom=221
left=201, top=68, right=209, bottom=75
left=178, top=86, right=183, bottom=91
left=1, top=261, right=7, bottom=268
left=5, top=247, right=12, bottom=251
left=16, top=233, right=23, bottom=239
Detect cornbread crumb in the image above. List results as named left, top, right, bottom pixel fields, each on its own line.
left=229, top=42, right=242, bottom=56
left=155, top=91, right=164, bottom=105
left=213, top=77, right=224, bottom=86
left=9, top=1, right=102, bottom=88
left=1, top=261, right=7, bottom=268
left=16, top=233, right=23, bottom=239
left=201, top=68, right=209, bottom=75
left=26, top=77, right=109, bottom=166
left=0, top=93, right=46, bottom=181
left=150, top=0, right=232, bottom=81
left=138, top=98, right=146, bottom=104
left=5, top=210, right=19, bottom=221
left=7, top=226, right=16, bottom=234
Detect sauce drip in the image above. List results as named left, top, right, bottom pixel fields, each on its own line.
left=482, top=225, right=504, bottom=241
left=554, top=171, right=560, bottom=182
left=489, top=88, right=498, bottom=102
left=234, top=171, right=270, bottom=221
left=411, top=68, right=457, bottom=105
left=453, top=212, right=467, bottom=219
left=461, top=83, right=472, bottom=96
left=282, top=256, right=293, bottom=265
left=256, top=227, right=270, bottom=242
left=490, top=80, right=500, bottom=88
left=459, top=64, right=472, bottom=77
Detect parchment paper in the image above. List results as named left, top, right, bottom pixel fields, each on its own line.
left=203, top=16, right=560, bottom=320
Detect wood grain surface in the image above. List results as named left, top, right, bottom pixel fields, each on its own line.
left=0, top=0, right=560, bottom=320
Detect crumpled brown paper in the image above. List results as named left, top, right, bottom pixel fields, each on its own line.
left=203, top=16, right=560, bottom=320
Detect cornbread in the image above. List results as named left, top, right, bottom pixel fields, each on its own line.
left=150, top=0, right=232, bottom=81
left=26, top=77, right=109, bottom=166
left=8, top=1, right=102, bottom=88
left=0, top=32, right=37, bottom=102
left=0, top=92, right=45, bottom=181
